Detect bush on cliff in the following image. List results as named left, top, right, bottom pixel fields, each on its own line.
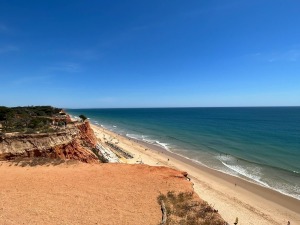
left=0, top=106, right=62, bottom=133
left=0, top=106, right=11, bottom=121
left=157, top=191, right=224, bottom=225
left=79, top=114, right=87, bottom=121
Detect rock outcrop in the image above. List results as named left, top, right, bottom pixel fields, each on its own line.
left=0, top=121, right=99, bottom=163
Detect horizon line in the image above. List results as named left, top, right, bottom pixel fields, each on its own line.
left=64, top=106, right=300, bottom=110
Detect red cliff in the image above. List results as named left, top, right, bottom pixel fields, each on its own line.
left=0, top=121, right=100, bottom=163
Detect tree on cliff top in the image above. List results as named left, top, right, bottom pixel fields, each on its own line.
left=0, top=106, right=11, bottom=121
left=79, top=115, right=87, bottom=121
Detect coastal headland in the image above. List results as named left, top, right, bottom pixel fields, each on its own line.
left=0, top=106, right=299, bottom=224
left=90, top=123, right=300, bottom=225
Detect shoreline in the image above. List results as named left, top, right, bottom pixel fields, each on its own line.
left=130, top=137, right=299, bottom=199
left=130, top=136, right=300, bottom=210
left=91, top=123, right=300, bottom=224
left=97, top=123, right=300, bottom=203
left=95, top=123, right=300, bottom=201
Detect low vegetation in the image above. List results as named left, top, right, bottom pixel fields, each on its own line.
left=157, top=191, right=224, bottom=225
left=0, top=158, right=79, bottom=167
left=0, top=106, right=64, bottom=134
left=79, top=114, right=87, bottom=121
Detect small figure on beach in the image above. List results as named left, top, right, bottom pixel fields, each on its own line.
left=287, top=221, right=290, bottom=225
left=234, top=217, right=238, bottom=225
left=167, top=158, right=169, bottom=161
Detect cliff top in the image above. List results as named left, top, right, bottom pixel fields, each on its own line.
left=0, top=162, right=224, bottom=225
left=0, top=106, right=68, bottom=134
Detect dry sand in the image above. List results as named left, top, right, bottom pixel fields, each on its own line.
left=0, top=161, right=193, bottom=225
left=91, top=124, right=300, bottom=225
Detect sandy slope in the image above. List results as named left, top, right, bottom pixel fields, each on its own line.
left=91, top=124, right=300, bottom=225
left=0, top=161, right=193, bottom=225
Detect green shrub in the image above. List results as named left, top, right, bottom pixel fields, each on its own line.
left=79, top=114, right=87, bottom=121
left=0, top=106, right=60, bottom=133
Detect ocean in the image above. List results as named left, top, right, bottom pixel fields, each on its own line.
left=66, top=107, right=300, bottom=200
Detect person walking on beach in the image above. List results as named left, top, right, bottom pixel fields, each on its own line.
left=234, top=217, right=238, bottom=225
left=287, top=221, right=290, bottom=225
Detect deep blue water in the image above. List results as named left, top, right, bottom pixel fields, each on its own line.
left=67, top=107, right=300, bottom=199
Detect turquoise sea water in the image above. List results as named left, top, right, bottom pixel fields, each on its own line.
left=67, top=107, right=300, bottom=200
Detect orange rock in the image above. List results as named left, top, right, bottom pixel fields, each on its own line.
left=0, top=121, right=99, bottom=163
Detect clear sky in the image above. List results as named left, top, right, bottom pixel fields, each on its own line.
left=0, top=0, right=299, bottom=108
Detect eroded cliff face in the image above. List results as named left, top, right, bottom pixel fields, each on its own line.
left=76, top=121, right=97, bottom=147
left=0, top=121, right=99, bottom=163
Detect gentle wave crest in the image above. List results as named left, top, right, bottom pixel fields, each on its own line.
left=221, top=162, right=270, bottom=187
left=126, top=133, right=170, bottom=150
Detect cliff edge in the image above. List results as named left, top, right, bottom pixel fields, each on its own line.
left=0, top=162, right=225, bottom=225
left=0, top=121, right=99, bottom=163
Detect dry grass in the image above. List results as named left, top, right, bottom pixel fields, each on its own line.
left=157, top=191, right=225, bottom=225
left=1, top=157, right=78, bottom=167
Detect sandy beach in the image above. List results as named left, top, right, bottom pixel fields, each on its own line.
left=91, top=124, right=300, bottom=225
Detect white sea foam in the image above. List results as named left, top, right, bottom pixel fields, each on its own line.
left=141, top=136, right=154, bottom=143
left=221, top=162, right=270, bottom=187
left=208, top=154, right=300, bottom=200
left=154, top=141, right=169, bottom=150
left=174, top=153, right=300, bottom=200
left=216, top=154, right=236, bottom=163
left=275, top=188, right=300, bottom=200
left=185, top=157, right=208, bottom=167
left=126, top=133, right=143, bottom=140
left=126, top=133, right=150, bottom=142
left=125, top=134, right=170, bottom=150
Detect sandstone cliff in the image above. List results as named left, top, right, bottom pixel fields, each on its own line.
left=0, top=121, right=99, bottom=163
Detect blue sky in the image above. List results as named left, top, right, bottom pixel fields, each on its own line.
left=0, top=0, right=300, bottom=108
